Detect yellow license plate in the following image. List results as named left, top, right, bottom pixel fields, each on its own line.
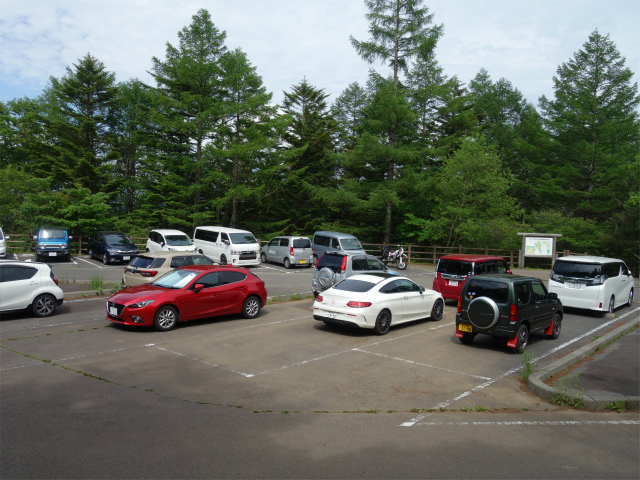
left=458, top=323, right=473, bottom=333
left=299, top=259, right=306, bottom=264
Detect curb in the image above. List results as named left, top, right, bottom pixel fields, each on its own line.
left=527, top=315, right=640, bottom=410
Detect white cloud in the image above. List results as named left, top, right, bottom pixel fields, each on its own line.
left=0, top=0, right=638, bottom=107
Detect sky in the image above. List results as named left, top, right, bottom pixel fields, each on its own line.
left=1, top=0, right=638, bottom=109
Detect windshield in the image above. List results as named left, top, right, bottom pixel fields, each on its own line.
left=152, top=269, right=198, bottom=289
left=437, top=259, right=472, bottom=276
left=105, top=234, right=135, bottom=247
left=41, top=229, right=66, bottom=239
left=340, top=238, right=363, bottom=250
left=229, top=233, right=257, bottom=244
left=165, top=235, right=193, bottom=246
left=553, top=261, right=603, bottom=279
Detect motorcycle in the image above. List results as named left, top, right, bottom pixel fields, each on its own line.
left=381, top=244, right=408, bottom=270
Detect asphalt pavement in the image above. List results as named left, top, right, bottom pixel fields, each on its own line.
left=59, top=279, right=640, bottom=411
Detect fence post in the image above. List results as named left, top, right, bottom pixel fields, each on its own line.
left=432, top=246, right=436, bottom=265
left=407, top=243, right=411, bottom=263
left=484, top=246, right=488, bottom=255
left=78, top=235, right=82, bottom=255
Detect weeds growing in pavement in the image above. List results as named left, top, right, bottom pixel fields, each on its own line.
left=551, top=371, right=585, bottom=408
left=606, top=400, right=632, bottom=413
left=520, top=349, right=537, bottom=381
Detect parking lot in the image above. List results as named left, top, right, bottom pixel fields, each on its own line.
left=1, top=255, right=639, bottom=478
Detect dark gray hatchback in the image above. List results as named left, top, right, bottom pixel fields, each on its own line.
left=455, top=274, right=563, bottom=353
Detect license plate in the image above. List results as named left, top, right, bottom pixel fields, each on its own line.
left=299, top=259, right=306, bottom=264
left=449, top=280, right=458, bottom=286
left=458, top=323, right=472, bottom=333
left=49, top=252, right=57, bottom=256
left=109, top=307, right=118, bottom=316
left=123, top=256, right=130, bottom=260
left=328, top=312, right=337, bottom=319
left=567, top=282, right=581, bottom=289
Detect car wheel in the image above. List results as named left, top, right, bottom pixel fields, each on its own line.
left=430, top=298, right=444, bottom=321
left=102, top=253, right=108, bottom=264
left=154, top=306, right=178, bottom=332
left=220, top=254, right=227, bottom=266
left=373, top=310, right=392, bottom=335
left=260, top=252, right=267, bottom=263
left=312, top=254, right=318, bottom=266
left=548, top=312, right=562, bottom=339
left=242, top=296, right=261, bottom=319
left=514, top=324, right=529, bottom=354
left=32, top=294, right=57, bottom=317
left=627, top=288, right=634, bottom=307
left=459, top=332, right=476, bottom=345
left=284, top=258, right=291, bottom=269
left=608, top=295, right=615, bottom=314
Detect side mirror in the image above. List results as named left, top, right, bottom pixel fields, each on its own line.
left=69, top=236, right=73, bottom=240
left=5, top=236, right=9, bottom=240
left=194, top=283, right=204, bottom=292
left=549, top=292, right=558, bottom=301
left=33, top=235, right=38, bottom=240
left=419, top=286, right=425, bottom=294
left=223, top=239, right=230, bottom=246
left=160, top=241, right=165, bottom=247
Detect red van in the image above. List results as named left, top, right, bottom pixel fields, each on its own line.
left=432, top=254, right=511, bottom=300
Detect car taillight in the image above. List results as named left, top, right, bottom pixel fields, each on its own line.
left=316, top=295, right=323, bottom=302
left=290, top=246, right=294, bottom=256
left=140, top=270, right=158, bottom=277
left=341, top=256, right=347, bottom=273
left=510, top=304, right=517, bottom=323
left=52, top=273, right=59, bottom=285
left=347, top=301, right=372, bottom=308
left=457, top=298, right=462, bottom=313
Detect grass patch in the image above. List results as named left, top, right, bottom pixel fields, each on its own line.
left=551, top=371, right=585, bottom=408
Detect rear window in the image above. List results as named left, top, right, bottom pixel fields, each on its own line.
left=466, top=279, right=509, bottom=303
left=317, top=254, right=345, bottom=269
left=553, top=261, right=603, bottom=280
left=333, top=279, right=376, bottom=293
left=129, top=256, right=166, bottom=268
left=437, top=259, right=472, bottom=276
left=293, top=238, right=311, bottom=248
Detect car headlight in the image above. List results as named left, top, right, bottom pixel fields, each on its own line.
left=107, top=249, right=118, bottom=254
left=129, top=300, right=155, bottom=309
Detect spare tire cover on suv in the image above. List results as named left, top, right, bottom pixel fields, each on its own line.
left=467, top=297, right=500, bottom=329
left=318, top=267, right=336, bottom=288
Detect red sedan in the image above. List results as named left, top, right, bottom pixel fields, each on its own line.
left=106, top=265, right=267, bottom=331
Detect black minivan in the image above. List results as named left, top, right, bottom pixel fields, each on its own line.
left=87, top=231, right=139, bottom=264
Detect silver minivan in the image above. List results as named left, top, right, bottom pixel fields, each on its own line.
left=311, top=231, right=365, bottom=265
left=260, top=236, right=312, bottom=268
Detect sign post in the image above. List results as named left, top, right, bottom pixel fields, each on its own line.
left=517, top=232, right=562, bottom=268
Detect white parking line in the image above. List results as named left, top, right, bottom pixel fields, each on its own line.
left=399, top=309, right=640, bottom=427
left=413, top=419, right=640, bottom=427
left=354, top=349, right=492, bottom=380
left=75, top=256, right=103, bottom=268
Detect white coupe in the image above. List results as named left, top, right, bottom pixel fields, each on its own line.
left=312, top=273, right=444, bottom=335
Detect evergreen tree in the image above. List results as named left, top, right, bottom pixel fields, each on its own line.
left=147, top=9, right=229, bottom=228
left=351, top=0, right=442, bottom=242
left=49, top=54, right=119, bottom=193
left=539, top=30, right=639, bottom=259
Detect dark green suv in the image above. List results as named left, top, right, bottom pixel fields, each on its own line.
left=455, top=274, right=563, bottom=353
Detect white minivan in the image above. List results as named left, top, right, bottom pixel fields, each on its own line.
left=548, top=255, right=634, bottom=313
left=193, top=226, right=260, bottom=266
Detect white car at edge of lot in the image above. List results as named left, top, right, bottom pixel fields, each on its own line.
left=312, top=273, right=444, bottom=335
left=0, top=261, right=64, bottom=317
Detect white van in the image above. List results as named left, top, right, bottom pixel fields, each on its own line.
left=193, top=226, right=260, bottom=266
left=548, top=255, right=634, bottom=313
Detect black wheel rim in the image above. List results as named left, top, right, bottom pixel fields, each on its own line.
left=378, top=311, right=391, bottom=333
left=432, top=300, right=443, bottom=320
